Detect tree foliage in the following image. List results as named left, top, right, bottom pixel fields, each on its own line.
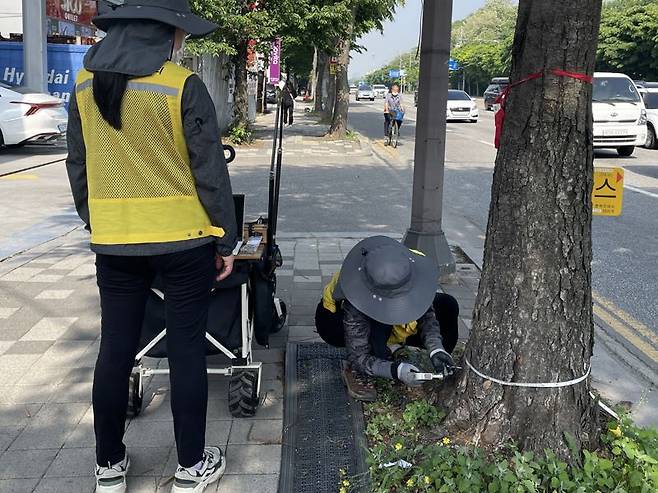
left=596, top=0, right=658, bottom=79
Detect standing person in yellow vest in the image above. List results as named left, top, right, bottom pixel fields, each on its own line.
left=316, top=236, right=460, bottom=402
left=66, top=2, right=235, bottom=492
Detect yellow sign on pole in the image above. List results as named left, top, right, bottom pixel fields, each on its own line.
left=593, top=167, right=624, bottom=216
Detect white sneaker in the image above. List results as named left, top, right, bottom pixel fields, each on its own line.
left=95, top=453, right=129, bottom=493
left=171, top=447, right=226, bottom=493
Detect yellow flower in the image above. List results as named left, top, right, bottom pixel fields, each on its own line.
left=342, top=480, right=350, bottom=487
left=395, top=442, right=403, bottom=451
left=406, top=478, right=415, bottom=487
left=424, top=476, right=432, bottom=485
left=339, top=487, right=347, bottom=493
left=442, top=437, right=451, bottom=446
left=609, top=426, right=623, bottom=437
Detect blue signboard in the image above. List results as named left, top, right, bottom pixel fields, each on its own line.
left=389, top=69, right=400, bottom=78
left=0, top=42, right=90, bottom=108
left=448, top=58, right=460, bottom=71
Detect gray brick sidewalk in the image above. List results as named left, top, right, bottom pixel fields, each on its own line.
left=231, top=102, right=372, bottom=162
left=0, top=230, right=479, bottom=492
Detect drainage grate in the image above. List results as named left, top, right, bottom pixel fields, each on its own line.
left=280, top=342, right=369, bottom=493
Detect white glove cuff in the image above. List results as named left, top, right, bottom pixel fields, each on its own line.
left=430, top=348, right=450, bottom=358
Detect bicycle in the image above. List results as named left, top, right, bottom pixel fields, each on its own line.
left=386, top=110, right=404, bottom=148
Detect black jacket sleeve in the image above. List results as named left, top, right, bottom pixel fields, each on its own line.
left=65, top=90, right=90, bottom=229
left=182, top=75, right=237, bottom=256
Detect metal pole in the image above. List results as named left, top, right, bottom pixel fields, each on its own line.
left=22, top=0, right=48, bottom=92
left=403, top=0, right=455, bottom=276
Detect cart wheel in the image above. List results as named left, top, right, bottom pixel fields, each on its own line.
left=127, top=369, right=143, bottom=418
left=228, top=370, right=260, bottom=418
left=272, top=300, right=287, bottom=334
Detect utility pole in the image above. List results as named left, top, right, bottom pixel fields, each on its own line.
left=22, top=0, right=48, bottom=92
left=403, top=0, right=455, bottom=276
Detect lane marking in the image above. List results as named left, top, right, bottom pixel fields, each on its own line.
left=593, top=292, right=658, bottom=346
left=593, top=303, right=658, bottom=364
left=0, top=174, right=39, bottom=181
left=624, top=184, right=658, bottom=199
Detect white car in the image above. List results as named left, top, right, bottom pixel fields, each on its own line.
left=356, top=85, right=375, bottom=101
left=638, top=84, right=658, bottom=149
left=593, top=72, right=647, bottom=157
left=446, top=90, right=478, bottom=122
left=373, top=84, right=388, bottom=99
left=0, top=82, right=68, bottom=148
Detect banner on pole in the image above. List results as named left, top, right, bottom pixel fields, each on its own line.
left=269, top=38, right=281, bottom=84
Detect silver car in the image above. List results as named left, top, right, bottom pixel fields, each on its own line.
left=356, top=85, right=375, bottom=101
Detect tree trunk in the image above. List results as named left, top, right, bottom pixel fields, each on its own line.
left=322, top=60, right=336, bottom=122
left=328, top=16, right=354, bottom=138
left=328, top=40, right=349, bottom=137
left=314, top=51, right=326, bottom=112
left=444, top=0, right=603, bottom=458
left=233, top=38, right=249, bottom=127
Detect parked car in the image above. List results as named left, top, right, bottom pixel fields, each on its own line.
left=638, top=83, right=658, bottom=149
left=265, top=84, right=277, bottom=104
left=446, top=90, right=479, bottom=123
left=356, top=84, right=375, bottom=101
left=483, top=77, right=509, bottom=110
left=593, top=72, right=647, bottom=157
left=349, top=84, right=358, bottom=95
left=0, top=82, right=67, bottom=148
left=373, top=84, right=388, bottom=98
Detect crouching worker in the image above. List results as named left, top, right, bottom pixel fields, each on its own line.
left=315, top=236, right=460, bottom=402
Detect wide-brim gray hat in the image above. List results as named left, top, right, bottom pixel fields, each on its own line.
left=337, top=236, right=438, bottom=325
left=93, top=0, right=218, bottom=38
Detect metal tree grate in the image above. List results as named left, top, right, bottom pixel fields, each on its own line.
left=280, top=342, right=369, bottom=493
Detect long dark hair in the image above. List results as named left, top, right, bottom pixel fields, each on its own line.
left=92, top=72, right=129, bottom=130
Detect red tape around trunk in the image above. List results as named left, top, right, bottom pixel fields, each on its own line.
left=493, top=69, right=593, bottom=149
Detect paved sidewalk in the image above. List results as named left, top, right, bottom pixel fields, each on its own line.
left=232, top=102, right=372, bottom=163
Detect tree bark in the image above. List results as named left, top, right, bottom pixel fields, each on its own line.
left=233, top=38, right=249, bottom=127
left=322, top=59, right=336, bottom=122
left=328, top=16, right=354, bottom=138
left=314, top=50, right=327, bottom=112
left=444, top=0, right=603, bottom=458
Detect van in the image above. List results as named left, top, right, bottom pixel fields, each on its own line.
left=593, top=72, right=647, bottom=157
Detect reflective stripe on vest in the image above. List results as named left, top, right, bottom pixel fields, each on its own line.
left=75, top=62, right=224, bottom=245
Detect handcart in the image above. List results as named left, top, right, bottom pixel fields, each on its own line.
left=127, top=108, right=289, bottom=419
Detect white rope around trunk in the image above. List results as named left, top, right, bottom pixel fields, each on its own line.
left=464, top=357, right=591, bottom=388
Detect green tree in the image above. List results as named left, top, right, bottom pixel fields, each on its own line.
left=597, top=0, right=658, bottom=79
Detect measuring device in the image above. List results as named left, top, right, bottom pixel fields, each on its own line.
left=411, top=367, right=462, bottom=382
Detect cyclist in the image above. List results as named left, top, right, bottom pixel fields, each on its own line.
left=384, top=83, right=404, bottom=144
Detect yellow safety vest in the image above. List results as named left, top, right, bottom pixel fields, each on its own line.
left=322, top=271, right=419, bottom=345
left=75, top=62, right=224, bottom=245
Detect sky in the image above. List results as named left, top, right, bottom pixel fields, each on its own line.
left=349, top=0, right=487, bottom=79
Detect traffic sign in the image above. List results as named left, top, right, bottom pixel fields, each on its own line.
left=593, top=167, right=624, bottom=216
left=448, top=59, right=460, bottom=71
left=389, top=69, right=400, bottom=78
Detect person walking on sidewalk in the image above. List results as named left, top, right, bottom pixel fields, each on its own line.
left=65, top=1, right=236, bottom=492
left=281, top=80, right=297, bottom=126
left=315, top=236, right=460, bottom=402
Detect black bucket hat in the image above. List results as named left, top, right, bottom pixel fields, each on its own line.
left=337, top=236, right=439, bottom=325
left=93, top=0, right=218, bottom=38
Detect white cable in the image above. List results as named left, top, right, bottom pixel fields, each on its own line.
left=464, top=357, right=591, bottom=388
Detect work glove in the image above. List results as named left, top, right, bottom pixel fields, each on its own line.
left=430, top=349, right=456, bottom=378
left=394, top=362, right=424, bottom=387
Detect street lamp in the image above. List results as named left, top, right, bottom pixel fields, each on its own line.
left=403, top=0, right=456, bottom=277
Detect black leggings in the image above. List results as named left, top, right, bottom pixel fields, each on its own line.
left=283, top=103, right=293, bottom=125
left=93, top=243, right=214, bottom=468
left=315, top=293, right=459, bottom=358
